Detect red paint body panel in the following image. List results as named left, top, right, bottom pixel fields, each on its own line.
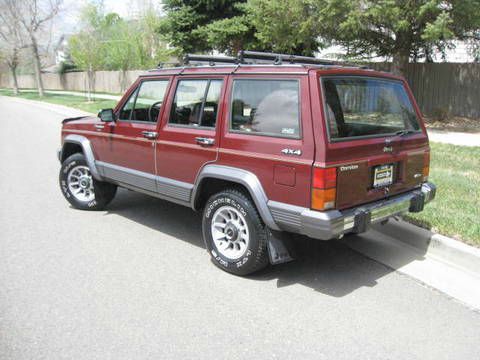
left=61, top=64, right=431, bottom=212
left=155, top=75, right=226, bottom=183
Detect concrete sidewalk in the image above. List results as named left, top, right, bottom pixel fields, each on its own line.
left=427, top=129, right=480, bottom=147
left=15, top=89, right=121, bottom=101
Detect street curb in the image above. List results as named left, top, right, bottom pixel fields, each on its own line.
left=375, top=219, right=480, bottom=278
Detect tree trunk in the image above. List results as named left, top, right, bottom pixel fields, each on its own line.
left=31, top=36, right=45, bottom=97
left=86, top=66, right=95, bottom=102
left=9, top=65, right=19, bottom=95
left=392, top=51, right=410, bottom=76
left=120, top=69, right=127, bottom=93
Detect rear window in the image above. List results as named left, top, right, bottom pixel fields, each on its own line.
left=322, top=77, right=421, bottom=141
left=230, top=79, right=300, bottom=138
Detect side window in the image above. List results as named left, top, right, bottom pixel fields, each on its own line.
left=169, top=79, right=223, bottom=128
left=230, top=79, right=301, bottom=138
left=119, top=88, right=137, bottom=120
left=119, top=80, right=169, bottom=122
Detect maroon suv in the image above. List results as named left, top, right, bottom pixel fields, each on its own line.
left=58, top=51, right=436, bottom=275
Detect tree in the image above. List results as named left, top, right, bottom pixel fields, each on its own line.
left=159, top=0, right=255, bottom=56
left=196, top=4, right=256, bottom=54
left=135, top=8, right=173, bottom=68
left=70, top=3, right=171, bottom=96
left=104, top=10, right=171, bottom=90
left=312, top=0, right=480, bottom=74
left=4, top=0, right=63, bottom=96
left=69, top=4, right=108, bottom=101
left=244, top=0, right=321, bottom=56
left=0, top=4, right=27, bottom=95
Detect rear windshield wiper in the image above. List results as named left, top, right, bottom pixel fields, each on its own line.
left=395, top=129, right=418, bottom=137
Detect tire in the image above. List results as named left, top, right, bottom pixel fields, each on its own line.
left=59, top=153, right=117, bottom=210
left=202, top=188, right=269, bottom=276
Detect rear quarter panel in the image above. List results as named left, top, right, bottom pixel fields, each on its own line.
left=217, top=74, right=315, bottom=208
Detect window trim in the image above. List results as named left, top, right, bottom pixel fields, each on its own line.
left=117, top=79, right=170, bottom=124
left=320, top=75, right=422, bottom=143
left=228, top=78, right=302, bottom=140
left=167, top=78, right=223, bottom=129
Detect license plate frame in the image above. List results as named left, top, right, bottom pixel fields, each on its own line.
left=373, top=164, right=394, bottom=188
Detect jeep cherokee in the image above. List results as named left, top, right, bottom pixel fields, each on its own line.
left=58, top=51, right=436, bottom=275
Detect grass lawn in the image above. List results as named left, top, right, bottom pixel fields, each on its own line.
left=0, top=89, right=117, bottom=114
left=404, top=142, right=480, bottom=246
left=1, top=90, right=478, bottom=245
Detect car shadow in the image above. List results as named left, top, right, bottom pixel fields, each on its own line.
left=106, top=189, right=427, bottom=297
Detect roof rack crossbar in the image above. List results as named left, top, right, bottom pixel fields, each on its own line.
left=183, top=54, right=239, bottom=65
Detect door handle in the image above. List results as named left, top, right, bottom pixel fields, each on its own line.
left=195, top=137, right=215, bottom=146
left=94, top=124, right=104, bottom=130
left=142, top=131, right=158, bottom=139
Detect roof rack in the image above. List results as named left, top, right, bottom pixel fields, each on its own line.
left=176, top=50, right=366, bottom=69
left=237, top=50, right=336, bottom=66
left=183, top=54, right=239, bottom=65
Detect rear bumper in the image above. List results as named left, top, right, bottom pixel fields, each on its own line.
left=268, top=182, right=436, bottom=240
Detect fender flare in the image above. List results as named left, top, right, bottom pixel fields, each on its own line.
left=192, top=164, right=280, bottom=231
left=60, top=134, right=103, bottom=181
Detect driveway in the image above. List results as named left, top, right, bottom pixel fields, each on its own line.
left=1, top=97, right=479, bottom=360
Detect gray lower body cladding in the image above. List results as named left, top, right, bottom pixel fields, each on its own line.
left=268, top=182, right=436, bottom=240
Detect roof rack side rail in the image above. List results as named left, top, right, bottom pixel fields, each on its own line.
left=183, top=54, right=239, bottom=65
left=237, top=50, right=336, bottom=66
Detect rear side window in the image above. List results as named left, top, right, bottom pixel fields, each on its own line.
left=169, top=79, right=223, bottom=128
left=230, top=79, right=300, bottom=138
left=322, top=77, right=421, bottom=141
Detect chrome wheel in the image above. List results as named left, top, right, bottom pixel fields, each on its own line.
left=67, top=165, right=95, bottom=202
left=211, top=205, right=250, bottom=260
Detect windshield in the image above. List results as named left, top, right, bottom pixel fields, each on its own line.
left=322, top=77, right=421, bottom=141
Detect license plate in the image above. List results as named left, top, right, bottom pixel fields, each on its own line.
left=373, top=164, right=394, bottom=188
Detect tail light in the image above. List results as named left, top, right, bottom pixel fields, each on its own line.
left=423, top=151, right=430, bottom=181
left=311, top=167, right=337, bottom=211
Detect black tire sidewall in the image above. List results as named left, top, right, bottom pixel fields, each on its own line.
left=202, top=190, right=268, bottom=275
left=59, top=153, right=109, bottom=210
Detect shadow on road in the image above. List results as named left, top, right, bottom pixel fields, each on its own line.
left=106, top=189, right=427, bottom=297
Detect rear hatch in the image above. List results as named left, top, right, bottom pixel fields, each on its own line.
left=318, top=74, right=429, bottom=210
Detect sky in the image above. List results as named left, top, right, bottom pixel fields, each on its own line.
left=55, top=0, right=161, bottom=35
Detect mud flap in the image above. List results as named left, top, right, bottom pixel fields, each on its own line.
left=267, top=230, right=294, bottom=265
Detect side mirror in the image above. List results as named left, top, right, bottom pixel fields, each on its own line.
left=98, top=108, right=116, bottom=122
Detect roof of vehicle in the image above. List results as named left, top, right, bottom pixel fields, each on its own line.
left=140, top=51, right=403, bottom=80
left=141, top=64, right=403, bottom=81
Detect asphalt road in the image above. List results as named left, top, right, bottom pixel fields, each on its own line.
left=1, top=96, right=479, bottom=360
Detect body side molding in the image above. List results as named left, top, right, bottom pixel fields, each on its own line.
left=96, top=161, right=193, bottom=205
left=192, top=164, right=280, bottom=231
left=61, top=134, right=103, bottom=180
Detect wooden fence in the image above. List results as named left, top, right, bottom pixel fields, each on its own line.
left=1, top=63, right=479, bottom=118
left=369, top=63, right=480, bottom=118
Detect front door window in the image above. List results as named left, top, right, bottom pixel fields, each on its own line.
left=119, top=80, right=169, bottom=122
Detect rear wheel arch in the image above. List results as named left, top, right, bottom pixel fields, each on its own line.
left=192, top=165, right=280, bottom=231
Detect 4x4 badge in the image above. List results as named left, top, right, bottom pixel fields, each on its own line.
left=281, top=148, right=302, bottom=156
left=383, top=146, right=393, bottom=153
